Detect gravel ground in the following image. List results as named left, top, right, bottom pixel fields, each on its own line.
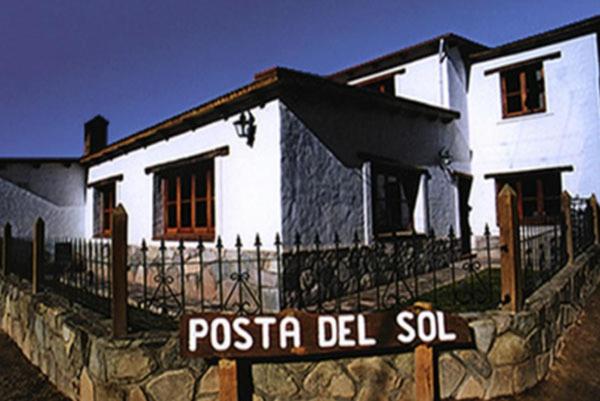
left=0, top=332, right=69, bottom=401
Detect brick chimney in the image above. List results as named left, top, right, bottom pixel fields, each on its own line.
left=84, top=115, right=108, bottom=156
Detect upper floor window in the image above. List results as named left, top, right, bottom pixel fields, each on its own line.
left=162, top=161, right=215, bottom=240
left=355, top=70, right=404, bottom=96
left=500, top=62, right=546, bottom=118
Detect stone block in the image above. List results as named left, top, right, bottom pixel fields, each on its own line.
left=486, top=366, right=513, bottom=399
left=536, top=352, right=550, bottom=381
left=197, top=366, right=219, bottom=394
left=439, top=353, right=465, bottom=399
left=455, top=375, right=485, bottom=400
left=146, top=369, right=195, bottom=401
left=454, top=349, right=492, bottom=378
left=252, top=364, right=298, bottom=398
left=511, top=311, right=537, bottom=337
left=488, top=332, right=530, bottom=366
left=469, top=319, right=496, bottom=354
left=347, top=357, right=400, bottom=392
left=80, top=367, right=94, bottom=401
left=128, top=386, right=149, bottom=401
left=392, top=352, right=414, bottom=378
left=105, top=347, right=156, bottom=383
left=303, top=361, right=338, bottom=393
left=513, top=358, right=537, bottom=393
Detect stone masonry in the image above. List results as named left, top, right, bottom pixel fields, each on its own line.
left=0, top=245, right=598, bottom=401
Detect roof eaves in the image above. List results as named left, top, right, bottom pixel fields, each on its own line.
left=470, top=15, right=600, bottom=62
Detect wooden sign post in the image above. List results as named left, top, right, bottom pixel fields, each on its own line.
left=414, top=302, right=437, bottom=401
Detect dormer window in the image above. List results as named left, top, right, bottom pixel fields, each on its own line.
left=500, top=62, right=546, bottom=118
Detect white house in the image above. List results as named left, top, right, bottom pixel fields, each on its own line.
left=2, top=14, right=599, bottom=252
left=331, top=15, right=600, bottom=239
left=81, top=68, right=462, bottom=249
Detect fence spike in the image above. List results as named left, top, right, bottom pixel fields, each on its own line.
left=333, top=232, right=340, bottom=246
left=178, top=238, right=185, bottom=252
left=254, top=233, right=262, bottom=247
left=235, top=235, right=243, bottom=248
left=294, top=232, right=301, bottom=247
left=484, top=223, right=490, bottom=237
left=448, top=225, right=455, bottom=239
left=197, top=238, right=204, bottom=252
left=353, top=231, right=360, bottom=245
left=314, top=233, right=321, bottom=246
left=141, top=238, right=147, bottom=251
left=216, top=236, right=223, bottom=250
left=274, top=233, right=281, bottom=247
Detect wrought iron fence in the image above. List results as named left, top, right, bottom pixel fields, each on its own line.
left=282, top=227, right=497, bottom=313
left=519, top=217, right=566, bottom=297
left=43, top=226, right=499, bottom=318
left=571, top=197, right=595, bottom=258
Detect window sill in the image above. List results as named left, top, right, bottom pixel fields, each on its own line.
left=153, top=233, right=216, bottom=242
left=497, top=111, right=553, bottom=125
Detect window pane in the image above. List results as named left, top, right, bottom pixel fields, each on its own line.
left=525, top=64, right=544, bottom=110
left=181, top=174, right=192, bottom=200
left=521, top=178, right=537, bottom=198
left=542, top=174, right=560, bottom=197
left=523, top=200, right=537, bottom=217
left=167, top=205, right=177, bottom=228
left=167, top=177, right=177, bottom=201
left=504, top=70, right=521, bottom=93
left=195, top=201, right=207, bottom=227
left=103, top=212, right=111, bottom=230
left=196, top=173, right=207, bottom=198
left=506, top=95, right=522, bottom=113
left=181, top=202, right=191, bottom=227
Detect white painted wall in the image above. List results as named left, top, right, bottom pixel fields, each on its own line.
left=346, top=43, right=472, bottom=235
left=85, top=100, right=282, bottom=249
left=468, top=33, right=600, bottom=234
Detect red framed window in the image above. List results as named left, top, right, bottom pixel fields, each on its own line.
left=99, top=183, right=115, bottom=237
left=500, top=62, right=546, bottom=118
left=494, top=172, right=561, bottom=225
left=162, top=160, right=215, bottom=240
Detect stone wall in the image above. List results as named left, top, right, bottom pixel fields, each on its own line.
left=0, top=245, right=598, bottom=401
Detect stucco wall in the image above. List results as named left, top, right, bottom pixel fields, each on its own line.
left=0, top=167, right=85, bottom=239
left=280, top=103, right=364, bottom=245
left=85, top=101, right=283, bottom=249
left=468, top=33, right=600, bottom=234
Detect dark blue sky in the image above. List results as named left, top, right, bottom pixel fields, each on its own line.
left=1, top=1, right=598, bottom=157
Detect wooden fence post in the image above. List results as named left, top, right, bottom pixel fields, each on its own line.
left=498, top=185, right=523, bottom=312
left=32, top=218, right=45, bottom=294
left=414, top=301, right=438, bottom=401
left=589, top=194, right=599, bottom=245
left=561, top=191, right=574, bottom=265
left=2, top=223, right=12, bottom=276
left=111, top=205, right=128, bottom=338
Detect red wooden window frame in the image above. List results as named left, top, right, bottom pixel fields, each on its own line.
left=495, top=173, right=561, bottom=225
left=161, top=161, right=215, bottom=241
left=99, top=183, right=116, bottom=238
left=500, top=62, right=546, bottom=118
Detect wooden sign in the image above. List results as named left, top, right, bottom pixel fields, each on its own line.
left=180, top=308, right=472, bottom=359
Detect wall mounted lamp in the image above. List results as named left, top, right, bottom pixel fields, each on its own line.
left=233, top=110, right=256, bottom=147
